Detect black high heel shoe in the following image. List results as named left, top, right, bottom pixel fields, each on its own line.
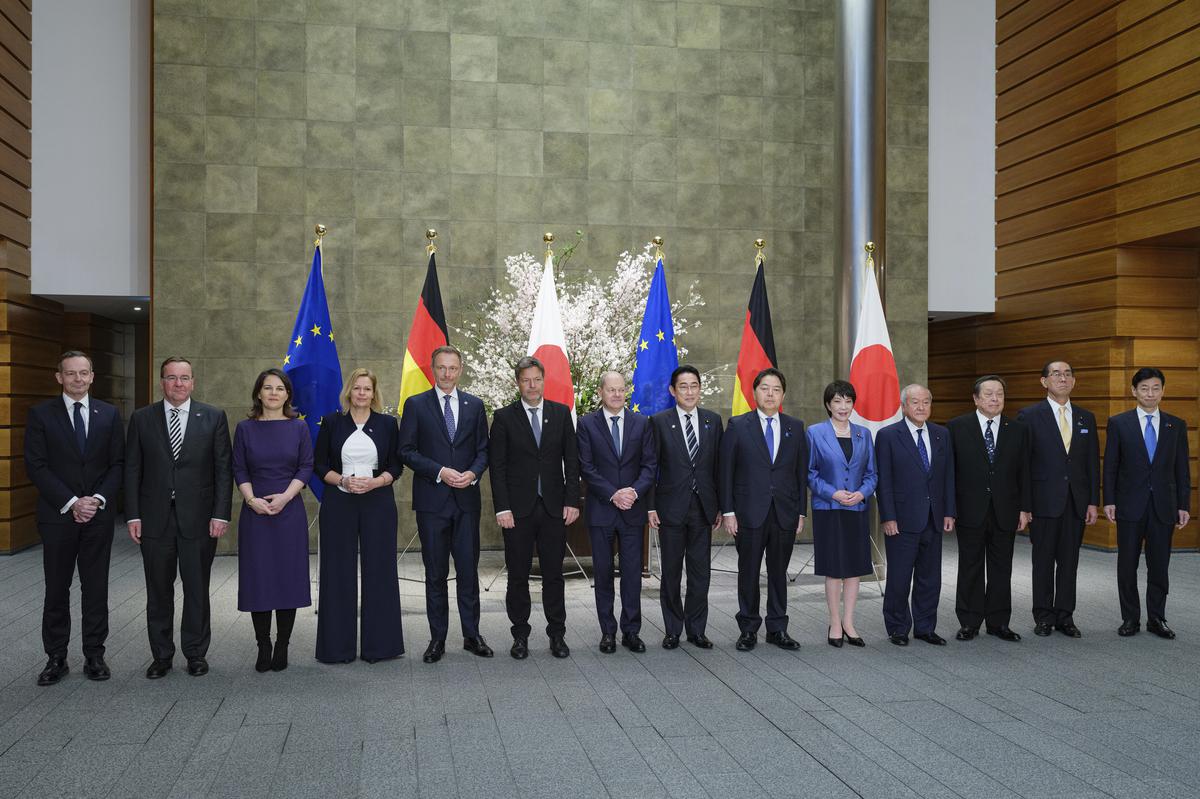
left=843, top=632, right=865, bottom=647
left=827, top=627, right=844, bottom=648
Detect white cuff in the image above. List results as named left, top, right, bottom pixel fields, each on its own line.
left=93, top=494, right=107, bottom=509
left=60, top=496, right=79, bottom=514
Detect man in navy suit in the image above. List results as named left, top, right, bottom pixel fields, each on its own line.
left=1104, top=367, right=1191, bottom=639
left=876, top=384, right=955, bottom=646
left=24, top=351, right=124, bottom=685
left=399, top=345, right=492, bottom=663
left=578, top=371, right=657, bottom=653
left=1017, top=361, right=1099, bottom=638
left=648, top=366, right=722, bottom=650
left=720, top=368, right=808, bottom=651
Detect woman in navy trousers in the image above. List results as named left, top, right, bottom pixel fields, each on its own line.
left=314, top=368, right=404, bottom=663
left=807, top=380, right=877, bottom=648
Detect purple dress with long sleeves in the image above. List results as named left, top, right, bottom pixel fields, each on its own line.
left=233, top=418, right=314, bottom=611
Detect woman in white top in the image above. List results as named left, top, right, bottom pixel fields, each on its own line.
left=313, top=368, right=404, bottom=663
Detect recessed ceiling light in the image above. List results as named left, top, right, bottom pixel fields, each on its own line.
left=133, top=306, right=142, bottom=311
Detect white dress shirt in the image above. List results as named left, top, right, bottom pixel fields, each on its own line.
left=976, top=409, right=1000, bottom=445
left=904, top=416, right=929, bottom=450
left=339, top=423, right=378, bottom=491
left=758, top=410, right=781, bottom=462
left=165, top=398, right=192, bottom=444
left=1047, top=397, right=1072, bottom=428
left=1137, top=407, right=1160, bottom=441
left=60, top=393, right=105, bottom=514
left=436, top=386, right=460, bottom=430
left=675, top=405, right=701, bottom=442
left=605, top=408, right=625, bottom=453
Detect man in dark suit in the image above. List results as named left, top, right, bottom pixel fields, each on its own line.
left=947, top=375, right=1032, bottom=642
left=1104, top=367, right=1191, bottom=639
left=876, top=384, right=955, bottom=646
left=720, top=368, right=808, bottom=651
left=489, top=355, right=581, bottom=659
left=399, top=345, right=492, bottom=664
left=577, top=371, right=657, bottom=654
left=648, top=365, right=722, bottom=650
left=24, top=351, right=124, bottom=685
left=126, top=357, right=233, bottom=678
left=1017, top=361, right=1099, bottom=638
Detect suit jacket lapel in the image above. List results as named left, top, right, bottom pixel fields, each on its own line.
left=748, top=414, right=772, bottom=463
left=897, top=424, right=925, bottom=472
left=428, top=390, right=453, bottom=445
left=179, top=405, right=204, bottom=458
left=83, top=405, right=103, bottom=457
left=672, top=412, right=692, bottom=464
left=52, top=401, right=78, bottom=452
left=157, top=401, right=175, bottom=460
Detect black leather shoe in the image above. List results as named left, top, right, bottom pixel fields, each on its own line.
left=888, top=633, right=909, bottom=646
left=1034, top=622, right=1053, bottom=637
left=83, top=656, right=111, bottom=681
left=270, top=641, right=289, bottom=671
left=662, top=634, right=679, bottom=650
left=735, top=632, right=756, bottom=651
left=955, top=627, right=978, bottom=641
left=687, top=634, right=714, bottom=649
left=1055, top=623, right=1082, bottom=639
left=146, top=658, right=172, bottom=679
left=255, top=641, right=273, bottom=672
left=1147, top=619, right=1176, bottom=639
left=844, top=633, right=865, bottom=648
left=1117, top=620, right=1139, bottom=637
left=510, top=637, right=529, bottom=659
left=423, top=640, right=445, bottom=664
left=986, top=626, right=1021, bottom=642
left=621, top=634, right=646, bottom=653
left=37, top=656, right=69, bottom=686
left=549, top=635, right=570, bottom=658
left=464, top=636, right=494, bottom=658
left=914, top=631, right=946, bottom=646
left=186, top=658, right=209, bottom=676
left=599, top=634, right=616, bottom=653
left=765, top=631, right=800, bottom=650
left=828, top=627, right=844, bottom=648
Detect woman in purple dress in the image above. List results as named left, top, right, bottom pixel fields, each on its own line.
left=233, top=368, right=313, bottom=672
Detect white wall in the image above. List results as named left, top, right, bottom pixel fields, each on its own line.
left=927, top=0, right=995, bottom=317
left=31, top=0, right=150, bottom=300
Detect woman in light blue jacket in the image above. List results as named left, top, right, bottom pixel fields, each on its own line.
left=807, top=380, right=877, bottom=648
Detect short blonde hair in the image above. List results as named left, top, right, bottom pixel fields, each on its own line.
left=339, top=367, right=382, bottom=413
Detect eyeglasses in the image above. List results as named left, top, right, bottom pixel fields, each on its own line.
left=163, top=375, right=193, bottom=383
left=1048, top=370, right=1074, bottom=379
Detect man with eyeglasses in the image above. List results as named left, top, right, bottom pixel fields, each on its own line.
left=126, top=357, right=232, bottom=678
left=1017, top=362, right=1099, bottom=638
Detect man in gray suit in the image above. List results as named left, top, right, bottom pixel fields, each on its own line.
left=126, top=357, right=232, bottom=678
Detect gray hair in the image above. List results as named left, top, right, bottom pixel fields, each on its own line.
left=598, top=370, right=626, bottom=390
left=900, top=383, right=932, bottom=405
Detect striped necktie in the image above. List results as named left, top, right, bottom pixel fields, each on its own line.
left=684, top=413, right=698, bottom=463
left=169, top=407, right=182, bottom=460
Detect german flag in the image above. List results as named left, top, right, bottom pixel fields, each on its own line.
left=398, top=251, right=449, bottom=416
left=732, top=255, right=778, bottom=416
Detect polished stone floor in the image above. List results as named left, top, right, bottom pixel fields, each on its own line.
left=1, top=526, right=1198, bottom=798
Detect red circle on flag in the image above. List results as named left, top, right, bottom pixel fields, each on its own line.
left=531, top=344, right=574, bottom=408
left=849, top=344, right=900, bottom=422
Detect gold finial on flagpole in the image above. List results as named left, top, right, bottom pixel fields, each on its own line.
left=652, top=236, right=664, bottom=260
left=426, top=228, right=438, bottom=254
left=544, top=231, right=555, bottom=259
left=754, top=237, right=765, bottom=266
left=314, top=224, right=327, bottom=248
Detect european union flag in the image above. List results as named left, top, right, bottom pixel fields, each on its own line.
left=630, top=255, right=679, bottom=415
left=283, top=242, right=342, bottom=500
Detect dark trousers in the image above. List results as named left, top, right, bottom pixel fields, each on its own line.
left=589, top=523, right=643, bottom=636
left=735, top=505, right=795, bottom=634
left=504, top=499, right=566, bottom=639
left=316, top=487, right=404, bottom=663
left=1116, top=507, right=1174, bottom=623
left=882, top=516, right=942, bottom=636
left=417, top=507, right=481, bottom=640
left=40, top=517, right=114, bottom=658
left=140, top=509, right=217, bottom=661
left=955, top=510, right=1015, bottom=630
left=659, top=495, right=711, bottom=638
left=1030, top=497, right=1084, bottom=626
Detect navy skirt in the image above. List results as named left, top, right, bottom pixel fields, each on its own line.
left=812, top=509, right=872, bottom=578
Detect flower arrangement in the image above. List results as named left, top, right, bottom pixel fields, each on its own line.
left=455, top=239, right=722, bottom=415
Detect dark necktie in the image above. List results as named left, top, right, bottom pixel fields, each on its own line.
left=610, top=415, right=621, bottom=457
left=1144, top=414, right=1157, bottom=461
left=169, top=407, right=182, bottom=460
left=764, top=416, right=775, bottom=463
left=73, top=401, right=87, bottom=454
left=529, top=407, right=542, bottom=496
left=984, top=418, right=995, bottom=464
left=443, top=394, right=456, bottom=440
left=684, top=413, right=698, bottom=463
left=916, top=427, right=930, bottom=472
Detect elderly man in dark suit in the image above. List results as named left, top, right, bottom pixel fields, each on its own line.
left=24, top=351, right=124, bottom=685
left=126, top=357, right=232, bottom=678
left=577, top=370, right=657, bottom=654
left=876, top=383, right=955, bottom=646
left=399, top=345, right=492, bottom=664
left=1104, top=367, right=1191, bottom=639
left=1017, top=360, right=1099, bottom=638
left=648, top=365, right=722, bottom=650
left=489, top=356, right=581, bottom=659
left=946, top=374, right=1032, bottom=643
left=720, top=367, right=808, bottom=652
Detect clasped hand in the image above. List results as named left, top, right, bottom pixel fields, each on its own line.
left=71, top=496, right=100, bottom=524
left=609, top=487, right=637, bottom=510
left=248, top=494, right=290, bottom=515
left=438, top=467, right=477, bottom=489
left=831, top=489, right=864, bottom=507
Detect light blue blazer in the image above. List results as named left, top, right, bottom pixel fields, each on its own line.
left=806, top=420, right=877, bottom=512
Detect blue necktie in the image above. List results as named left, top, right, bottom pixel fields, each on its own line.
left=1144, top=414, right=1157, bottom=461
left=610, top=415, right=621, bottom=457
left=764, top=416, right=775, bottom=462
left=529, top=407, right=541, bottom=446
left=443, top=394, right=456, bottom=440
left=984, top=419, right=996, bottom=464
left=916, top=427, right=930, bottom=473
left=73, top=401, right=86, bottom=454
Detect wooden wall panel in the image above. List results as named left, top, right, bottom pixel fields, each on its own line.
left=929, top=4, right=1200, bottom=550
